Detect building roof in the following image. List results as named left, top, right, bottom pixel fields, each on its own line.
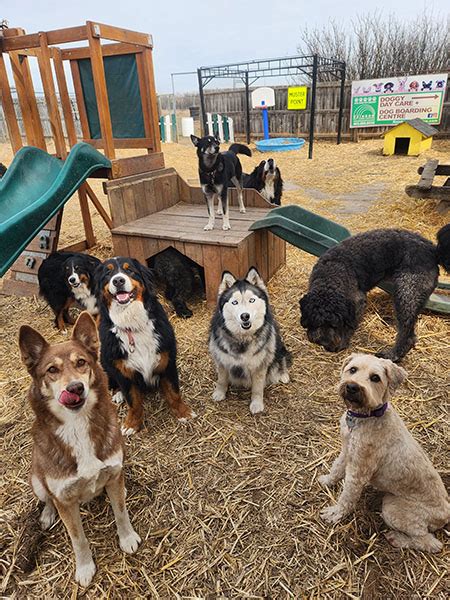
left=383, top=118, right=438, bottom=138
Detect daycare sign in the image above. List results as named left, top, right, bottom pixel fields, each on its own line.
left=350, top=73, right=447, bottom=128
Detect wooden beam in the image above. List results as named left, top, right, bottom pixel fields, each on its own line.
left=61, top=43, right=143, bottom=61
left=9, top=52, right=46, bottom=149
left=1, top=25, right=88, bottom=51
left=37, top=33, right=67, bottom=158
left=141, top=48, right=161, bottom=153
left=0, top=54, right=22, bottom=152
left=418, top=163, right=450, bottom=177
left=87, top=23, right=115, bottom=159
left=85, top=182, right=113, bottom=229
left=136, top=53, right=153, bottom=143
left=78, top=183, right=96, bottom=247
left=52, top=48, right=78, bottom=147
left=85, top=137, right=154, bottom=149
left=88, top=21, right=152, bottom=47
left=109, top=153, right=165, bottom=179
left=70, top=60, right=91, bottom=139
left=417, top=159, right=439, bottom=190
left=405, top=185, right=450, bottom=201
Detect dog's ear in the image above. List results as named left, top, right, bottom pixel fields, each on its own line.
left=299, top=294, right=310, bottom=328
left=382, top=359, right=408, bottom=394
left=133, top=259, right=156, bottom=295
left=72, top=312, right=99, bottom=359
left=19, top=326, right=49, bottom=373
left=87, top=255, right=100, bottom=272
left=245, top=267, right=267, bottom=292
left=214, top=135, right=221, bottom=144
left=218, top=271, right=236, bottom=295
left=190, top=134, right=199, bottom=147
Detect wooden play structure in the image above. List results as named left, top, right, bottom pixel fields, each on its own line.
left=382, top=119, right=437, bottom=156
left=0, top=22, right=284, bottom=300
left=405, top=159, right=450, bottom=211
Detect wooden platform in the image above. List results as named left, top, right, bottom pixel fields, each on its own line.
left=107, top=169, right=286, bottom=304
left=405, top=160, right=450, bottom=213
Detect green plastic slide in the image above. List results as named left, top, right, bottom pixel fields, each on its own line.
left=0, top=143, right=111, bottom=277
left=250, top=204, right=450, bottom=314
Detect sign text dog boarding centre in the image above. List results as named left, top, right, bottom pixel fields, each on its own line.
left=350, top=74, right=447, bottom=127
left=287, top=86, right=308, bottom=110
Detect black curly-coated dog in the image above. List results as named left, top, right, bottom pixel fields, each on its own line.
left=299, top=225, right=450, bottom=361
left=149, top=248, right=205, bottom=318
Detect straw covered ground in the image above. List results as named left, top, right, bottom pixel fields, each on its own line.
left=1, top=139, right=449, bottom=599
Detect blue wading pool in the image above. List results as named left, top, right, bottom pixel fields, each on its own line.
left=255, top=137, right=305, bottom=152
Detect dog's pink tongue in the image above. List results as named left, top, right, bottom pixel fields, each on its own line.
left=116, top=292, right=130, bottom=302
left=59, top=390, right=81, bottom=406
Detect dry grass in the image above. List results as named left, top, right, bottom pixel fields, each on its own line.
left=1, top=139, right=449, bottom=599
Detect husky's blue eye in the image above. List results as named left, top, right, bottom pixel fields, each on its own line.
left=249, top=298, right=255, bottom=303
left=232, top=300, right=238, bottom=305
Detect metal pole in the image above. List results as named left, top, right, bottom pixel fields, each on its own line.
left=308, top=54, right=318, bottom=159
left=245, top=71, right=251, bottom=144
left=171, top=73, right=178, bottom=142
left=337, top=62, right=346, bottom=145
left=197, top=68, right=207, bottom=136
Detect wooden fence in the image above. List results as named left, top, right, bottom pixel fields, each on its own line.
left=2, top=84, right=448, bottom=143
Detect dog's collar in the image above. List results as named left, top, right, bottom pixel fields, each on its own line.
left=346, top=402, right=388, bottom=429
left=112, top=326, right=135, bottom=353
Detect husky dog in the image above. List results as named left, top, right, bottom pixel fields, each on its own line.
left=209, top=267, right=291, bottom=414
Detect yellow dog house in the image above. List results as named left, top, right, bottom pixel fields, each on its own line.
left=382, top=118, right=438, bottom=156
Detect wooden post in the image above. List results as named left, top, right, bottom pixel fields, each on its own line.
left=0, top=54, right=22, bottom=152
left=69, top=60, right=91, bottom=140
left=78, top=183, right=96, bottom=247
left=52, top=47, right=78, bottom=146
left=141, top=47, right=161, bottom=153
left=9, top=52, right=47, bottom=149
left=37, top=32, right=67, bottom=158
left=87, top=21, right=116, bottom=159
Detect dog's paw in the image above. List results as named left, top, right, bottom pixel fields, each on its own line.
left=279, top=372, right=290, bottom=384
left=112, top=391, right=125, bottom=405
left=176, top=307, right=193, bottom=319
left=239, top=207, right=246, bottom=214
left=249, top=399, right=264, bottom=415
left=75, top=560, right=96, bottom=587
left=119, top=529, right=141, bottom=554
left=222, top=223, right=231, bottom=231
left=204, top=222, right=214, bottom=231
left=375, top=349, right=399, bottom=362
left=212, top=387, right=226, bottom=402
left=121, top=425, right=138, bottom=436
left=40, top=504, right=57, bottom=530
left=320, top=505, right=345, bottom=524
left=318, top=474, right=333, bottom=487
left=178, top=410, right=197, bottom=423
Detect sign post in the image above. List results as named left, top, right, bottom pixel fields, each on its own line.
left=251, top=87, right=275, bottom=140
left=350, top=73, right=447, bottom=128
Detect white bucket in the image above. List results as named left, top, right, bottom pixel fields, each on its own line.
left=181, top=117, right=195, bottom=137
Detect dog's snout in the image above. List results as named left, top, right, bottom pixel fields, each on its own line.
left=346, top=383, right=360, bottom=394
left=68, top=276, right=77, bottom=284
left=112, top=275, right=125, bottom=288
left=240, top=312, right=250, bottom=322
left=66, top=381, right=85, bottom=396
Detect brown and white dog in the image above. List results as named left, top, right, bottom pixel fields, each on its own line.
left=19, top=312, right=141, bottom=586
left=319, top=353, right=449, bottom=553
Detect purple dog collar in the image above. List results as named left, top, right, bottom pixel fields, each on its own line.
left=347, top=402, right=389, bottom=419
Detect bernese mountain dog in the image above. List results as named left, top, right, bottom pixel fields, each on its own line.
left=96, top=257, right=196, bottom=434
left=243, top=158, right=283, bottom=205
left=38, top=252, right=101, bottom=330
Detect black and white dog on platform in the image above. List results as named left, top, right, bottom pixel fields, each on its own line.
left=209, top=267, right=292, bottom=414
left=38, top=251, right=101, bottom=330
left=191, top=135, right=252, bottom=231
left=243, top=158, right=283, bottom=205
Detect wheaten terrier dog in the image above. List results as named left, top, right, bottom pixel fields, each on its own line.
left=319, top=353, right=449, bottom=553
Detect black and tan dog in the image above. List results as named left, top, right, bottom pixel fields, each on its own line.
left=38, top=252, right=101, bottom=330
left=243, top=158, right=283, bottom=205
left=96, top=257, right=196, bottom=434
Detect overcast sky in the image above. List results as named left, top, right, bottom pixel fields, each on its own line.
left=2, top=1, right=448, bottom=94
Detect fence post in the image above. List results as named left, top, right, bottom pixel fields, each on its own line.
left=159, top=116, right=165, bottom=142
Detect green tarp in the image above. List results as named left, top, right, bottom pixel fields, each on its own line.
left=78, top=54, right=145, bottom=139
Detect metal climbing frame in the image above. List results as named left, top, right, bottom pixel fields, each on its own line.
left=197, top=54, right=346, bottom=159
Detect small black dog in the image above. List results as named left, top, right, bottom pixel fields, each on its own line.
left=243, top=158, right=283, bottom=205
left=191, top=135, right=251, bottom=231
left=38, top=251, right=101, bottom=330
left=149, top=247, right=205, bottom=318
left=300, top=225, right=450, bottom=362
